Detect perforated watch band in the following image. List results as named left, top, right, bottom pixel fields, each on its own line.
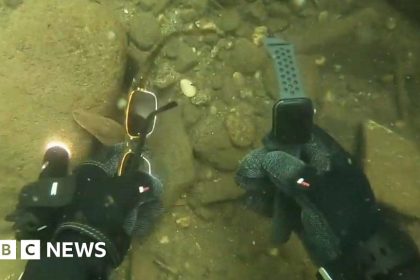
left=264, top=37, right=307, bottom=100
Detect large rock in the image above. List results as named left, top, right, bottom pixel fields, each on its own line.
left=217, top=9, right=241, bottom=33
left=148, top=107, right=195, bottom=207
left=191, top=114, right=247, bottom=171
left=172, top=40, right=198, bottom=73
left=364, top=120, right=420, bottom=218
left=129, top=12, right=162, bottom=51
left=229, top=38, right=266, bottom=75
left=0, top=0, right=126, bottom=277
left=225, top=112, right=256, bottom=148
left=191, top=172, right=245, bottom=205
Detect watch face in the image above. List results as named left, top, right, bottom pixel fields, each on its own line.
left=272, top=98, right=314, bottom=145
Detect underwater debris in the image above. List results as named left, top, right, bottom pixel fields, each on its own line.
left=153, top=257, right=178, bottom=275
left=72, top=110, right=125, bottom=146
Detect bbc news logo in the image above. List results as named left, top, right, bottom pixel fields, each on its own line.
left=0, top=240, right=106, bottom=260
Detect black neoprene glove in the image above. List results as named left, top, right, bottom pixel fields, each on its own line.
left=236, top=125, right=380, bottom=265
left=53, top=164, right=162, bottom=267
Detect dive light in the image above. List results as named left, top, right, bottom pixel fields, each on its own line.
left=40, top=142, right=70, bottom=178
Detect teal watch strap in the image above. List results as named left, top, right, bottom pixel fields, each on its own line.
left=264, top=37, right=307, bottom=100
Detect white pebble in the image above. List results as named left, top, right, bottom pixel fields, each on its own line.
left=180, top=79, right=197, bottom=98
left=315, top=56, right=326, bottom=66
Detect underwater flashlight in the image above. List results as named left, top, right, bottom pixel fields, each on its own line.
left=40, top=141, right=71, bottom=178
left=45, top=141, right=71, bottom=158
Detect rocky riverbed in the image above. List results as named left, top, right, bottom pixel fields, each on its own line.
left=0, top=0, right=420, bottom=279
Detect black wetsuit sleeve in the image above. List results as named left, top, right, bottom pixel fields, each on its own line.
left=21, top=232, right=110, bottom=280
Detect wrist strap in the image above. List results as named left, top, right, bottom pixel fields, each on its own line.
left=53, top=222, right=121, bottom=267
left=264, top=37, right=307, bottom=100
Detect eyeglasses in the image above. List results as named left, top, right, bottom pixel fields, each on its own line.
left=117, top=30, right=203, bottom=176
left=118, top=87, right=158, bottom=176
left=124, top=88, right=158, bottom=139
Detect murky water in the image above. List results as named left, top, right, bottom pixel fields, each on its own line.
left=0, top=0, right=419, bottom=279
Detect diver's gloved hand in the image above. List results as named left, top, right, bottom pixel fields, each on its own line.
left=53, top=165, right=162, bottom=267
left=5, top=176, right=77, bottom=241
left=236, top=125, right=379, bottom=266
left=6, top=145, right=73, bottom=241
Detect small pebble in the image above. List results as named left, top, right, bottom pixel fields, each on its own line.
left=195, top=19, right=219, bottom=32
left=225, top=113, right=256, bottom=147
left=180, top=79, right=197, bottom=98
left=333, top=64, right=342, bottom=72
left=153, top=63, right=180, bottom=89
left=315, top=56, right=326, bottom=66
left=175, top=217, right=191, bottom=228
left=232, top=72, right=245, bottom=87
left=252, top=26, right=268, bottom=46
left=239, top=89, right=253, bottom=99
left=191, top=92, right=211, bottom=105
left=159, top=236, right=170, bottom=244
left=107, top=31, right=116, bottom=41
left=209, top=105, right=218, bottom=115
